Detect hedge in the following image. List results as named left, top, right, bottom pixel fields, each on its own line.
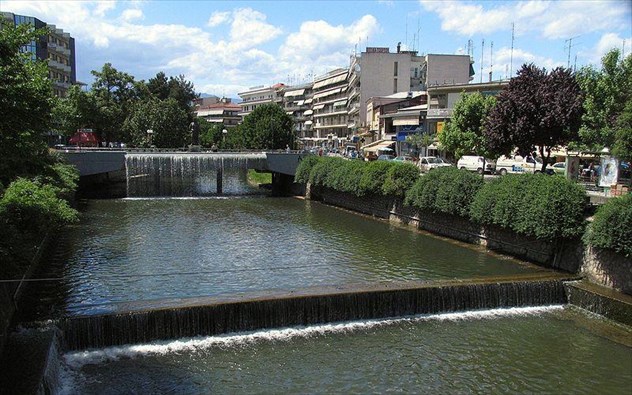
left=404, top=167, right=483, bottom=217
left=470, top=173, right=587, bottom=240
left=584, top=194, right=632, bottom=257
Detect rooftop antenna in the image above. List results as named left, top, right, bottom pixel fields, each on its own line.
left=574, top=54, right=577, bottom=72
left=405, top=15, right=408, bottom=50
left=489, top=41, right=493, bottom=82
left=416, top=16, right=421, bottom=52
left=565, top=35, right=580, bottom=68
left=510, top=22, right=515, bottom=77
left=480, top=38, right=485, bottom=83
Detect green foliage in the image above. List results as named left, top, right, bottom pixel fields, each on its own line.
left=576, top=49, right=632, bottom=151
left=199, top=120, right=225, bottom=148
left=295, top=155, right=322, bottom=184
left=470, top=174, right=587, bottom=240
left=247, top=169, right=272, bottom=185
left=405, top=167, right=483, bottom=217
left=359, top=161, right=396, bottom=196
left=51, top=85, right=100, bottom=136
left=123, top=98, right=189, bottom=147
left=0, top=23, right=55, bottom=184
left=383, top=163, right=420, bottom=197
left=584, top=194, right=632, bottom=257
left=240, top=103, right=294, bottom=149
left=0, top=178, right=78, bottom=235
left=147, top=72, right=198, bottom=115
left=35, top=161, right=80, bottom=200
left=612, top=99, right=632, bottom=162
left=439, top=92, right=496, bottom=159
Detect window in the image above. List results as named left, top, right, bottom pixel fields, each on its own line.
left=393, top=79, right=397, bottom=94
left=394, top=61, right=398, bottom=77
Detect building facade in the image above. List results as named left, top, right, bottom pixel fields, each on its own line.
left=282, top=82, right=314, bottom=141
left=2, top=12, right=76, bottom=97
left=194, top=98, right=241, bottom=128
left=311, top=68, right=349, bottom=143
left=237, top=83, right=286, bottom=119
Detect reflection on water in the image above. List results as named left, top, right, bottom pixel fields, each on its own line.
left=60, top=306, right=632, bottom=394
left=31, top=197, right=547, bottom=317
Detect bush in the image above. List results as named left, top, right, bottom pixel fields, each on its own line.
left=0, top=178, right=78, bottom=235
left=405, top=167, right=483, bottom=217
left=584, top=194, right=632, bottom=256
left=470, top=173, right=587, bottom=240
left=295, top=155, right=322, bottom=184
left=358, top=160, right=396, bottom=196
left=36, top=162, right=79, bottom=200
left=382, top=163, right=420, bottom=197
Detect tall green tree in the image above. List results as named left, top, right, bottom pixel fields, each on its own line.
left=576, top=49, right=632, bottom=153
left=123, top=98, right=189, bottom=148
left=51, top=85, right=99, bottom=137
left=484, top=64, right=584, bottom=171
left=240, top=103, right=294, bottom=149
left=147, top=72, right=198, bottom=117
left=0, top=23, right=54, bottom=184
left=439, top=92, right=496, bottom=159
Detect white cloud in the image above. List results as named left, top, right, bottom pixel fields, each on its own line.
left=581, top=32, right=632, bottom=66
left=121, top=8, right=143, bottom=22
left=207, top=11, right=230, bottom=27
left=94, top=1, right=116, bottom=17
left=229, top=8, right=283, bottom=50
left=420, top=0, right=631, bottom=39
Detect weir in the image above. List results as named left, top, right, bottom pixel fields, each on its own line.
left=125, top=152, right=267, bottom=197
left=59, top=275, right=574, bottom=351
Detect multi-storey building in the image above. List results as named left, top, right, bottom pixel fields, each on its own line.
left=347, top=45, right=473, bottom=133
left=282, top=82, right=314, bottom=141
left=1, top=12, right=76, bottom=97
left=194, top=98, right=241, bottom=128
left=237, top=83, right=286, bottom=120
left=311, top=68, right=349, bottom=143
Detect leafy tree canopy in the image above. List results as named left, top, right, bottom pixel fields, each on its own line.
left=147, top=72, right=198, bottom=116
left=484, top=64, right=583, bottom=171
left=240, top=103, right=294, bottom=149
left=575, top=49, right=632, bottom=151
left=123, top=98, right=189, bottom=148
left=439, top=91, right=496, bottom=159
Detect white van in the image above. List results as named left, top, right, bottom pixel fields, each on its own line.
left=457, top=156, right=496, bottom=174
left=495, top=155, right=544, bottom=175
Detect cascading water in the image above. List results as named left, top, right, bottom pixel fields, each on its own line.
left=125, top=152, right=268, bottom=197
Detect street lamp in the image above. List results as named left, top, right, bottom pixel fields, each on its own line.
left=146, top=129, right=153, bottom=147
left=222, top=128, right=228, bottom=145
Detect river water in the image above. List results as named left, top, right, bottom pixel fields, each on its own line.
left=29, top=196, right=631, bottom=393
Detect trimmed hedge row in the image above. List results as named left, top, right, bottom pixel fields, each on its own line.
left=296, top=156, right=419, bottom=197
left=584, top=194, right=632, bottom=257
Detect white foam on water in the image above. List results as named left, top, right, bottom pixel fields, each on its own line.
left=63, top=305, right=564, bottom=369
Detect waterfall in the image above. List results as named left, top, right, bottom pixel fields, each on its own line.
left=125, top=153, right=268, bottom=197
left=60, top=278, right=569, bottom=351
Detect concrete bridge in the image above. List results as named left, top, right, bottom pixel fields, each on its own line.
left=57, top=148, right=307, bottom=177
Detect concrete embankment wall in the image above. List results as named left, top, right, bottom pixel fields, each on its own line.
left=307, top=185, right=632, bottom=295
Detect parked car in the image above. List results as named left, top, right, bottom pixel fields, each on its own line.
left=393, top=156, right=416, bottom=163
left=457, top=155, right=496, bottom=174
left=496, top=155, right=553, bottom=175
left=551, top=162, right=566, bottom=175
left=418, top=156, right=452, bottom=173
left=377, top=154, right=396, bottom=161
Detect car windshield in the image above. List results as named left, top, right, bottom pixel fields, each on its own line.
left=426, top=157, right=441, bottom=164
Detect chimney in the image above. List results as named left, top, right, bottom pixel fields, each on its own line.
left=397, top=42, right=401, bottom=53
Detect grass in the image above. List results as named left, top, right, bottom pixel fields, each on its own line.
left=248, top=169, right=272, bottom=185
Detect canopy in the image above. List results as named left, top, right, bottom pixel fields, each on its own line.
left=362, top=140, right=394, bottom=153
left=69, top=129, right=99, bottom=147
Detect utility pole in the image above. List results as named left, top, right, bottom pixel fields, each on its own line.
left=489, top=41, right=493, bottom=82
left=480, top=39, right=485, bottom=83
left=565, top=36, right=580, bottom=69
left=510, top=22, right=514, bottom=78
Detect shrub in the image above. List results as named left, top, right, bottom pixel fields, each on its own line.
left=382, top=163, right=420, bottom=197
left=295, top=155, right=322, bottom=184
left=405, top=167, right=483, bottom=217
left=584, top=194, right=632, bottom=256
left=0, top=178, right=78, bottom=235
left=36, top=162, right=80, bottom=200
left=358, top=160, right=396, bottom=196
left=470, top=173, right=587, bottom=240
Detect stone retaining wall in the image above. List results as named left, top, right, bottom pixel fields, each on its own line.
left=306, top=184, right=630, bottom=295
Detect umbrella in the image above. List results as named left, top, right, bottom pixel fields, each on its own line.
left=69, top=129, right=99, bottom=147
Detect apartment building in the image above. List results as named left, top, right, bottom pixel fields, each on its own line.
left=347, top=46, right=473, bottom=132
left=2, top=12, right=76, bottom=97
left=237, top=83, right=286, bottom=119
left=311, top=68, right=349, bottom=142
left=194, top=97, right=241, bottom=128
left=282, top=82, right=314, bottom=140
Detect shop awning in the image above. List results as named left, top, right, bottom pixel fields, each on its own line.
left=284, top=89, right=305, bottom=97
left=362, top=140, right=394, bottom=152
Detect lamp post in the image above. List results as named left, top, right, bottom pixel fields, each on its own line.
left=146, top=129, right=153, bottom=147
left=222, top=128, right=228, bottom=146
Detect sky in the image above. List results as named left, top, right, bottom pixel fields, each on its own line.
left=2, top=0, right=631, bottom=98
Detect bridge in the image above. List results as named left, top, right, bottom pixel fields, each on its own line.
left=57, top=148, right=307, bottom=177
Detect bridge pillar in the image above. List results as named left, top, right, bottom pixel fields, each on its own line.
left=271, top=172, right=295, bottom=196
left=216, top=167, right=223, bottom=195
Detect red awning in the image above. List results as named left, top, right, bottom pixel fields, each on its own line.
left=69, top=130, right=99, bottom=146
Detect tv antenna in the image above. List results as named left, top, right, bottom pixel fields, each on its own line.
left=510, top=22, right=515, bottom=77
left=565, top=35, right=580, bottom=68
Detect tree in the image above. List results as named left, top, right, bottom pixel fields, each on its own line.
left=612, top=99, right=632, bottom=162
left=51, top=85, right=99, bottom=137
left=147, top=72, right=198, bottom=117
left=0, top=23, right=54, bottom=185
left=240, top=103, right=294, bottom=149
left=123, top=98, right=189, bottom=148
left=576, top=49, right=632, bottom=151
left=484, top=64, right=584, bottom=172
left=439, top=92, right=496, bottom=159
left=198, top=120, right=225, bottom=148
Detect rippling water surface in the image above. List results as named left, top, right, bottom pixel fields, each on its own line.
left=37, top=197, right=546, bottom=316
left=60, top=306, right=632, bottom=394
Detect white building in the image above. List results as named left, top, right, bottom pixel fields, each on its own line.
left=311, top=68, right=349, bottom=143
left=238, top=83, right=286, bottom=120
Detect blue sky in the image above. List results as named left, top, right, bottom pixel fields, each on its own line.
left=3, top=1, right=631, bottom=97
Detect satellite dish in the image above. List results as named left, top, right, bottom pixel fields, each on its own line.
left=354, top=64, right=361, bottom=73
